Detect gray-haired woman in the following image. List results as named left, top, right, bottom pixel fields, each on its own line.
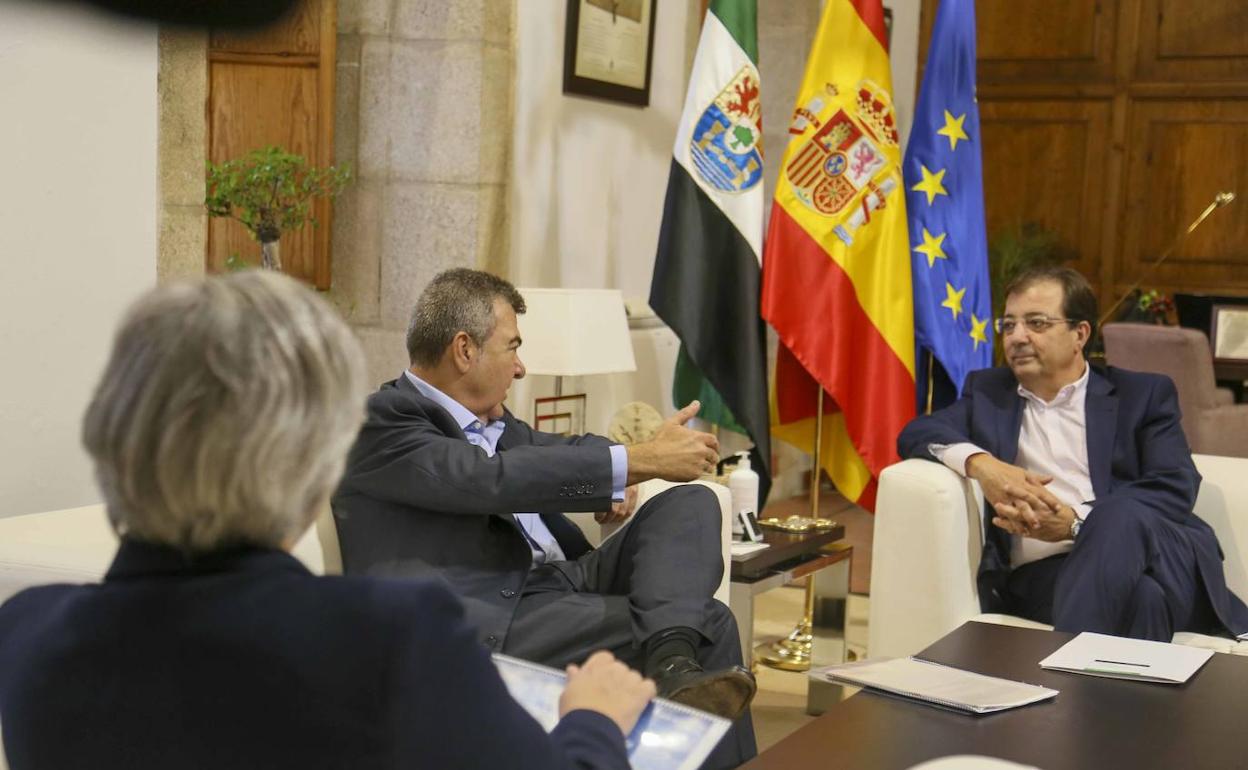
left=0, top=271, right=652, bottom=770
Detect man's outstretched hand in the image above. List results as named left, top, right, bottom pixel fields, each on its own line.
left=625, top=401, right=720, bottom=485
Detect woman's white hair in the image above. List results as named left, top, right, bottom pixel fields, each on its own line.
left=82, top=270, right=368, bottom=552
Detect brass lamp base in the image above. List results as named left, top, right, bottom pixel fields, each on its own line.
left=754, top=621, right=814, bottom=671
left=755, top=574, right=817, bottom=672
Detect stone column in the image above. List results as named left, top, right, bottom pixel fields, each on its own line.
left=332, top=0, right=513, bottom=385
left=157, top=28, right=209, bottom=282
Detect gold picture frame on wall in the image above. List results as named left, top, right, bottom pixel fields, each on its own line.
left=563, top=0, right=657, bottom=106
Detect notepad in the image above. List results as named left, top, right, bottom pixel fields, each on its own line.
left=812, top=657, right=1058, bottom=715
left=492, top=654, right=731, bottom=770
left=1039, top=631, right=1214, bottom=684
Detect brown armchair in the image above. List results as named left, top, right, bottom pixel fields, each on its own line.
left=1101, top=322, right=1248, bottom=457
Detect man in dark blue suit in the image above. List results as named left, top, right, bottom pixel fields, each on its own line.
left=899, top=266, right=1248, bottom=641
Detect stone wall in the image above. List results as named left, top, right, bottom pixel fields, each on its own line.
left=332, top=0, right=514, bottom=384
left=157, top=28, right=208, bottom=283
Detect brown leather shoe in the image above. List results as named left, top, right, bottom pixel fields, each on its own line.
left=653, top=656, right=756, bottom=721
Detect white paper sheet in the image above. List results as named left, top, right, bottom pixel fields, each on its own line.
left=1039, top=632, right=1214, bottom=684
left=813, top=657, right=1058, bottom=714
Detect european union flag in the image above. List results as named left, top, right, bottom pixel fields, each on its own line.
left=902, top=0, right=992, bottom=411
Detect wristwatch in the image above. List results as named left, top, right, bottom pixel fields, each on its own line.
left=1069, top=509, right=1084, bottom=540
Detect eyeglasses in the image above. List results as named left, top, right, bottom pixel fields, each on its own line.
left=993, top=316, right=1077, bottom=335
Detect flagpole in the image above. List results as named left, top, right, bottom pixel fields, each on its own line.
left=925, top=351, right=935, bottom=415
left=756, top=385, right=823, bottom=671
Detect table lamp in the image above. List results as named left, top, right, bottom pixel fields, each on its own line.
left=516, top=287, right=637, bottom=435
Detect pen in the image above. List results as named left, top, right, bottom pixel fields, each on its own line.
left=1091, top=659, right=1150, bottom=668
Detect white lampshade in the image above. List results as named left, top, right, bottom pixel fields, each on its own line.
left=517, top=288, right=637, bottom=376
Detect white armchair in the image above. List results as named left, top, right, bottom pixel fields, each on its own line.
left=0, top=480, right=732, bottom=607
left=869, top=454, right=1248, bottom=658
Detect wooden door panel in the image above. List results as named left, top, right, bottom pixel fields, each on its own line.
left=979, top=99, right=1112, bottom=286
left=920, top=0, right=1118, bottom=84
left=1136, top=0, right=1248, bottom=81
left=210, top=1, right=321, bottom=56
left=207, top=62, right=320, bottom=281
left=1119, top=100, right=1248, bottom=294
left=205, top=0, right=335, bottom=288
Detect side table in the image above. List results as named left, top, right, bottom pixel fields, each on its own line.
left=728, top=526, right=851, bottom=711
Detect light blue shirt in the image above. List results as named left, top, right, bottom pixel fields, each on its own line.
left=404, top=371, right=627, bottom=566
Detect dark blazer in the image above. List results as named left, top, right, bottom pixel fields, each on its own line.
left=333, top=377, right=614, bottom=652
left=897, top=365, right=1248, bottom=634
left=0, top=539, right=628, bottom=770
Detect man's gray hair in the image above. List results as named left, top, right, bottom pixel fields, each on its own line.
left=406, top=268, right=526, bottom=367
left=82, top=271, right=369, bottom=552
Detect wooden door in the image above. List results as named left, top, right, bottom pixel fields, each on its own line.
left=206, top=0, right=337, bottom=288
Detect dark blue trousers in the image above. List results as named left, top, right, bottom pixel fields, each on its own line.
left=1006, top=497, right=1221, bottom=641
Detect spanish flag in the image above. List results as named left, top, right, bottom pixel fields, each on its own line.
left=760, top=0, right=915, bottom=511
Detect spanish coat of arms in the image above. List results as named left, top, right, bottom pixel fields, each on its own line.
left=783, top=79, right=901, bottom=246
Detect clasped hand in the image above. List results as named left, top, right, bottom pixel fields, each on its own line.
left=966, top=453, right=1075, bottom=542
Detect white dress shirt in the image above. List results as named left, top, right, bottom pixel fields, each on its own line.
left=933, top=363, right=1095, bottom=568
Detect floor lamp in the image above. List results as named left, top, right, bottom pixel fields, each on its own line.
left=516, top=288, right=636, bottom=435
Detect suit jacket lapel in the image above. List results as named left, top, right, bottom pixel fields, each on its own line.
left=1085, top=367, right=1117, bottom=498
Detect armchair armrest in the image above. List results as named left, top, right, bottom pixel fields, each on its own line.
left=868, top=459, right=984, bottom=658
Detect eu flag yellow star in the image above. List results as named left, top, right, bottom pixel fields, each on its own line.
left=941, top=282, right=965, bottom=320
left=937, top=110, right=969, bottom=151
left=914, top=228, right=948, bottom=268
left=911, top=164, right=948, bottom=206
left=969, top=313, right=989, bottom=351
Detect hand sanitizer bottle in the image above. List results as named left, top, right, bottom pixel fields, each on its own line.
left=728, top=451, right=759, bottom=540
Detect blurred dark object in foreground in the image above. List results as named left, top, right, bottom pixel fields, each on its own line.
left=58, top=0, right=299, bottom=27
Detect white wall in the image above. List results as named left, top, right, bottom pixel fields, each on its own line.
left=0, top=1, right=157, bottom=516
left=508, top=1, right=921, bottom=427
left=510, top=0, right=699, bottom=299
left=511, top=0, right=921, bottom=300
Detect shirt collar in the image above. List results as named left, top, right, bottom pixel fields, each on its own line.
left=403, top=370, right=491, bottom=433
left=1017, top=359, right=1090, bottom=408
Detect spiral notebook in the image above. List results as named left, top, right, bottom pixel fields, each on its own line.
left=492, top=654, right=731, bottom=770
left=812, top=657, right=1058, bottom=715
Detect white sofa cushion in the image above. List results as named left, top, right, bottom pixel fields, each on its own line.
left=0, top=505, right=325, bottom=605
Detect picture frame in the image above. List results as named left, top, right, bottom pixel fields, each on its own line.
left=563, top=0, right=657, bottom=107
left=534, top=393, right=586, bottom=436
left=1211, top=304, right=1248, bottom=362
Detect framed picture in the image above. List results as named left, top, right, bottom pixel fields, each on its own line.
left=1212, top=305, right=1248, bottom=362
left=563, top=0, right=657, bottom=106
left=534, top=393, right=586, bottom=436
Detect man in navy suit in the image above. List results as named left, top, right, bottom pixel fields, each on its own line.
left=899, top=266, right=1248, bottom=641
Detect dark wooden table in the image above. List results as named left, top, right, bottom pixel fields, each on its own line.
left=730, top=525, right=845, bottom=579
left=742, top=621, right=1248, bottom=770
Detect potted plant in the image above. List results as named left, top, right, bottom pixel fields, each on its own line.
left=205, top=146, right=350, bottom=271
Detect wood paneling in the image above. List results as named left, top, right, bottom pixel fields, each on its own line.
left=979, top=100, right=1112, bottom=285
left=1137, top=0, right=1248, bottom=81
left=210, top=1, right=321, bottom=56
left=208, top=63, right=320, bottom=279
left=921, top=0, right=1119, bottom=85
left=206, top=0, right=336, bottom=288
left=1119, top=99, right=1248, bottom=292
left=920, top=0, right=1248, bottom=306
